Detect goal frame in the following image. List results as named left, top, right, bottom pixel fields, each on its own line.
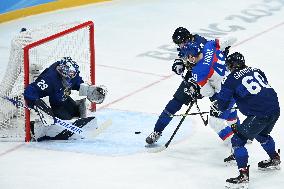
left=23, top=21, right=96, bottom=142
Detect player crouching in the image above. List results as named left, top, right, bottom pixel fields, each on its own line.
left=24, top=57, right=107, bottom=141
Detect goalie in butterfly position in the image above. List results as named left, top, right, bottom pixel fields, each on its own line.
left=24, top=57, right=107, bottom=141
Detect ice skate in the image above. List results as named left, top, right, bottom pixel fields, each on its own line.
left=225, top=166, right=249, bottom=189
left=224, top=154, right=237, bottom=166
left=258, top=149, right=281, bottom=171
left=145, top=131, right=162, bottom=145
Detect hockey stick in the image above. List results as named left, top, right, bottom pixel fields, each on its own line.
left=194, top=100, right=208, bottom=126
left=168, top=110, right=209, bottom=117
left=180, top=75, right=209, bottom=126
left=2, top=96, right=111, bottom=138
left=147, top=100, right=195, bottom=153
left=167, top=106, right=238, bottom=117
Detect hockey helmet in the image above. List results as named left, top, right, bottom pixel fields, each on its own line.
left=178, top=42, right=201, bottom=58
left=172, top=27, right=192, bottom=45
left=226, top=52, right=246, bottom=71
left=57, top=57, right=79, bottom=79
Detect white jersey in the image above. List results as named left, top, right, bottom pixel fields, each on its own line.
left=192, top=40, right=228, bottom=98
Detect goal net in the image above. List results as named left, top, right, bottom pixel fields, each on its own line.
left=0, top=21, right=95, bottom=142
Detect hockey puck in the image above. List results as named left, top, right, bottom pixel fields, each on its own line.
left=135, top=131, right=141, bottom=134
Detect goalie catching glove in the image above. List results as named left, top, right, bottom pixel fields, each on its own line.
left=79, top=83, right=108, bottom=104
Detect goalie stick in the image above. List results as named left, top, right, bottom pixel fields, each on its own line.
left=2, top=96, right=112, bottom=139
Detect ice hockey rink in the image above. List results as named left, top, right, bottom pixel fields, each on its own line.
left=0, top=0, right=284, bottom=188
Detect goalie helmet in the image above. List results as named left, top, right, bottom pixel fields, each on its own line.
left=172, top=27, right=192, bottom=45
left=56, top=57, right=79, bottom=79
left=226, top=52, right=246, bottom=71
left=178, top=42, right=201, bottom=58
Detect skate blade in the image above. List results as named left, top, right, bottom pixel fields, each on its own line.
left=145, top=144, right=166, bottom=153
left=225, top=182, right=248, bottom=189
left=225, top=161, right=237, bottom=167
left=258, top=165, right=281, bottom=171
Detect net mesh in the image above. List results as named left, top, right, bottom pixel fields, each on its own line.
left=0, top=21, right=94, bottom=141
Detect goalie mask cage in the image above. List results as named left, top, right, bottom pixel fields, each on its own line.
left=0, top=21, right=96, bottom=142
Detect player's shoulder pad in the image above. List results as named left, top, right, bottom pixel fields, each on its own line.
left=203, top=40, right=217, bottom=50
left=193, top=34, right=208, bottom=45
left=222, top=71, right=238, bottom=86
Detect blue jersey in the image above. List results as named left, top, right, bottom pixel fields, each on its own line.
left=24, top=62, right=84, bottom=107
left=192, top=34, right=208, bottom=50
left=192, top=40, right=227, bottom=88
left=217, top=67, right=280, bottom=117
left=177, top=34, right=209, bottom=84
left=177, top=34, right=208, bottom=57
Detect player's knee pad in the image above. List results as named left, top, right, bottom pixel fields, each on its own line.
left=154, top=98, right=183, bottom=132
left=209, top=116, right=226, bottom=133
left=165, top=98, right=183, bottom=114
left=160, top=98, right=183, bottom=122
left=231, top=134, right=247, bottom=148
left=209, top=116, right=233, bottom=145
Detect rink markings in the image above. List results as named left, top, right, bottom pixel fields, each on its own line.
left=0, top=143, right=25, bottom=157
left=98, top=74, right=174, bottom=110
left=233, top=21, right=284, bottom=47
left=97, top=21, right=284, bottom=111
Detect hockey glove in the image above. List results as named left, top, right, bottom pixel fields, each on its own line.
left=210, top=100, right=222, bottom=117
left=79, top=83, right=108, bottom=104
left=185, top=82, right=202, bottom=100
left=172, top=59, right=185, bottom=75
left=223, top=46, right=231, bottom=58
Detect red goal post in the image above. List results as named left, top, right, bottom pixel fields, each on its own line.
left=0, top=21, right=96, bottom=142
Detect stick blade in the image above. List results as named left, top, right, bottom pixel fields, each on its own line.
left=145, top=144, right=167, bottom=153
left=92, top=119, right=112, bottom=138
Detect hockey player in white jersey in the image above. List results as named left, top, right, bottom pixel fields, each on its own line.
left=178, top=39, right=239, bottom=147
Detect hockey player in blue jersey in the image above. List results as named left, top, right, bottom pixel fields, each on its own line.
left=24, top=57, right=107, bottom=141
left=178, top=39, right=239, bottom=147
left=212, top=52, right=280, bottom=188
left=146, top=27, right=207, bottom=144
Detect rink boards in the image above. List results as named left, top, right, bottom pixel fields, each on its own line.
left=0, top=0, right=110, bottom=23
